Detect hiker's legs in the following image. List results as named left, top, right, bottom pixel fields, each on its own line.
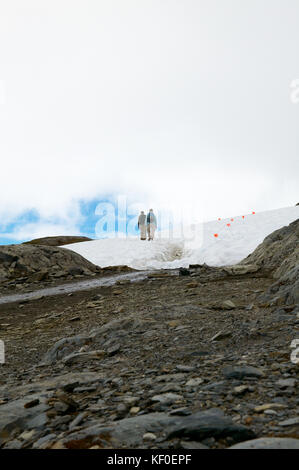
left=150, top=224, right=156, bottom=240
left=140, top=225, right=146, bottom=240
left=147, top=223, right=155, bottom=240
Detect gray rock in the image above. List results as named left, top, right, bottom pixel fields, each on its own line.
left=222, top=365, right=264, bottom=379
left=278, top=417, right=299, bottom=427
left=185, top=378, right=204, bottom=387
left=0, top=243, right=98, bottom=282
left=210, top=330, right=232, bottom=342
left=166, top=408, right=255, bottom=443
left=221, top=300, right=236, bottom=310
left=42, top=335, right=93, bottom=364
left=179, top=440, right=209, bottom=449
left=3, top=439, right=23, bottom=449
left=0, top=394, right=49, bottom=435
left=32, top=433, right=57, bottom=449
left=277, top=378, right=296, bottom=388
left=229, top=437, right=299, bottom=449
left=151, top=393, right=183, bottom=405
left=69, top=412, right=89, bottom=430
left=61, top=412, right=179, bottom=447
left=62, top=350, right=105, bottom=364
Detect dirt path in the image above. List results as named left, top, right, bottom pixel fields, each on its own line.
left=0, top=270, right=152, bottom=305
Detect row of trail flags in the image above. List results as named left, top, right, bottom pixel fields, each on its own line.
left=213, top=211, right=256, bottom=238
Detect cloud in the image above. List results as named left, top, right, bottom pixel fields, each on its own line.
left=0, top=0, right=298, bottom=242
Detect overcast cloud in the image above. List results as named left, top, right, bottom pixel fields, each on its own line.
left=0, top=0, right=298, bottom=241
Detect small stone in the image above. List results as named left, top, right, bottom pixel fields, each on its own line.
left=254, top=403, right=286, bottom=413
left=107, top=344, right=121, bottom=356
left=130, top=407, right=140, bottom=415
left=143, top=432, right=157, bottom=441
left=277, top=378, right=296, bottom=388
left=264, top=410, right=278, bottom=415
left=223, top=365, right=264, bottom=379
left=210, top=330, right=232, bottom=342
left=69, top=412, right=88, bottom=430
left=233, top=385, right=250, bottom=395
left=278, top=417, right=299, bottom=427
left=151, top=393, right=183, bottom=405
left=32, top=434, right=57, bottom=449
left=185, top=282, right=198, bottom=288
left=19, top=430, right=36, bottom=441
left=185, top=378, right=203, bottom=387
left=221, top=300, right=236, bottom=310
left=167, top=320, right=181, bottom=328
left=24, top=399, right=40, bottom=409
left=112, top=289, right=123, bottom=295
left=169, top=408, right=192, bottom=416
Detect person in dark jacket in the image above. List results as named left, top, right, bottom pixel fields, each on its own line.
left=146, top=209, right=157, bottom=240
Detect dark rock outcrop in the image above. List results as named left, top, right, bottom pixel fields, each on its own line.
left=0, top=244, right=99, bottom=282
left=23, top=236, right=92, bottom=247
left=240, top=219, right=299, bottom=305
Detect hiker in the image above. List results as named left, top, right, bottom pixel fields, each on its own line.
left=138, top=211, right=147, bottom=240
left=146, top=209, right=157, bottom=241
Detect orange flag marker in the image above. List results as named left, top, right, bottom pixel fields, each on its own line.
left=252, top=211, right=255, bottom=214
left=227, top=223, right=231, bottom=227
left=214, top=233, right=219, bottom=238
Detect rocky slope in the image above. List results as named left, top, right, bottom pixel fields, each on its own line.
left=0, top=244, right=99, bottom=283
left=0, top=221, right=298, bottom=449
left=241, top=218, right=299, bottom=305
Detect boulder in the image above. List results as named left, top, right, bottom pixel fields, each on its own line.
left=0, top=244, right=99, bottom=281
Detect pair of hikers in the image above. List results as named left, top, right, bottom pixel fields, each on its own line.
left=138, top=209, right=157, bottom=241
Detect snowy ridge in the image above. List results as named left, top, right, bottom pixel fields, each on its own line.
left=63, top=206, right=299, bottom=270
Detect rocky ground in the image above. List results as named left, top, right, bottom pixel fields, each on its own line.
left=0, top=222, right=298, bottom=449
left=0, top=241, right=134, bottom=296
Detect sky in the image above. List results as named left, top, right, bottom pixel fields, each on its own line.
left=0, top=0, right=298, bottom=243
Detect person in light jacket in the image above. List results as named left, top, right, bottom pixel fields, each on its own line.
left=146, top=209, right=157, bottom=241
left=138, top=211, right=147, bottom=240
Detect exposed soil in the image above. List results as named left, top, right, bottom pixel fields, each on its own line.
left=0, top=265, right=298, bottom=449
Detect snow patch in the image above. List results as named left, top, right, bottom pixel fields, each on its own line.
left=62, top=206, right=299, bottom=270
